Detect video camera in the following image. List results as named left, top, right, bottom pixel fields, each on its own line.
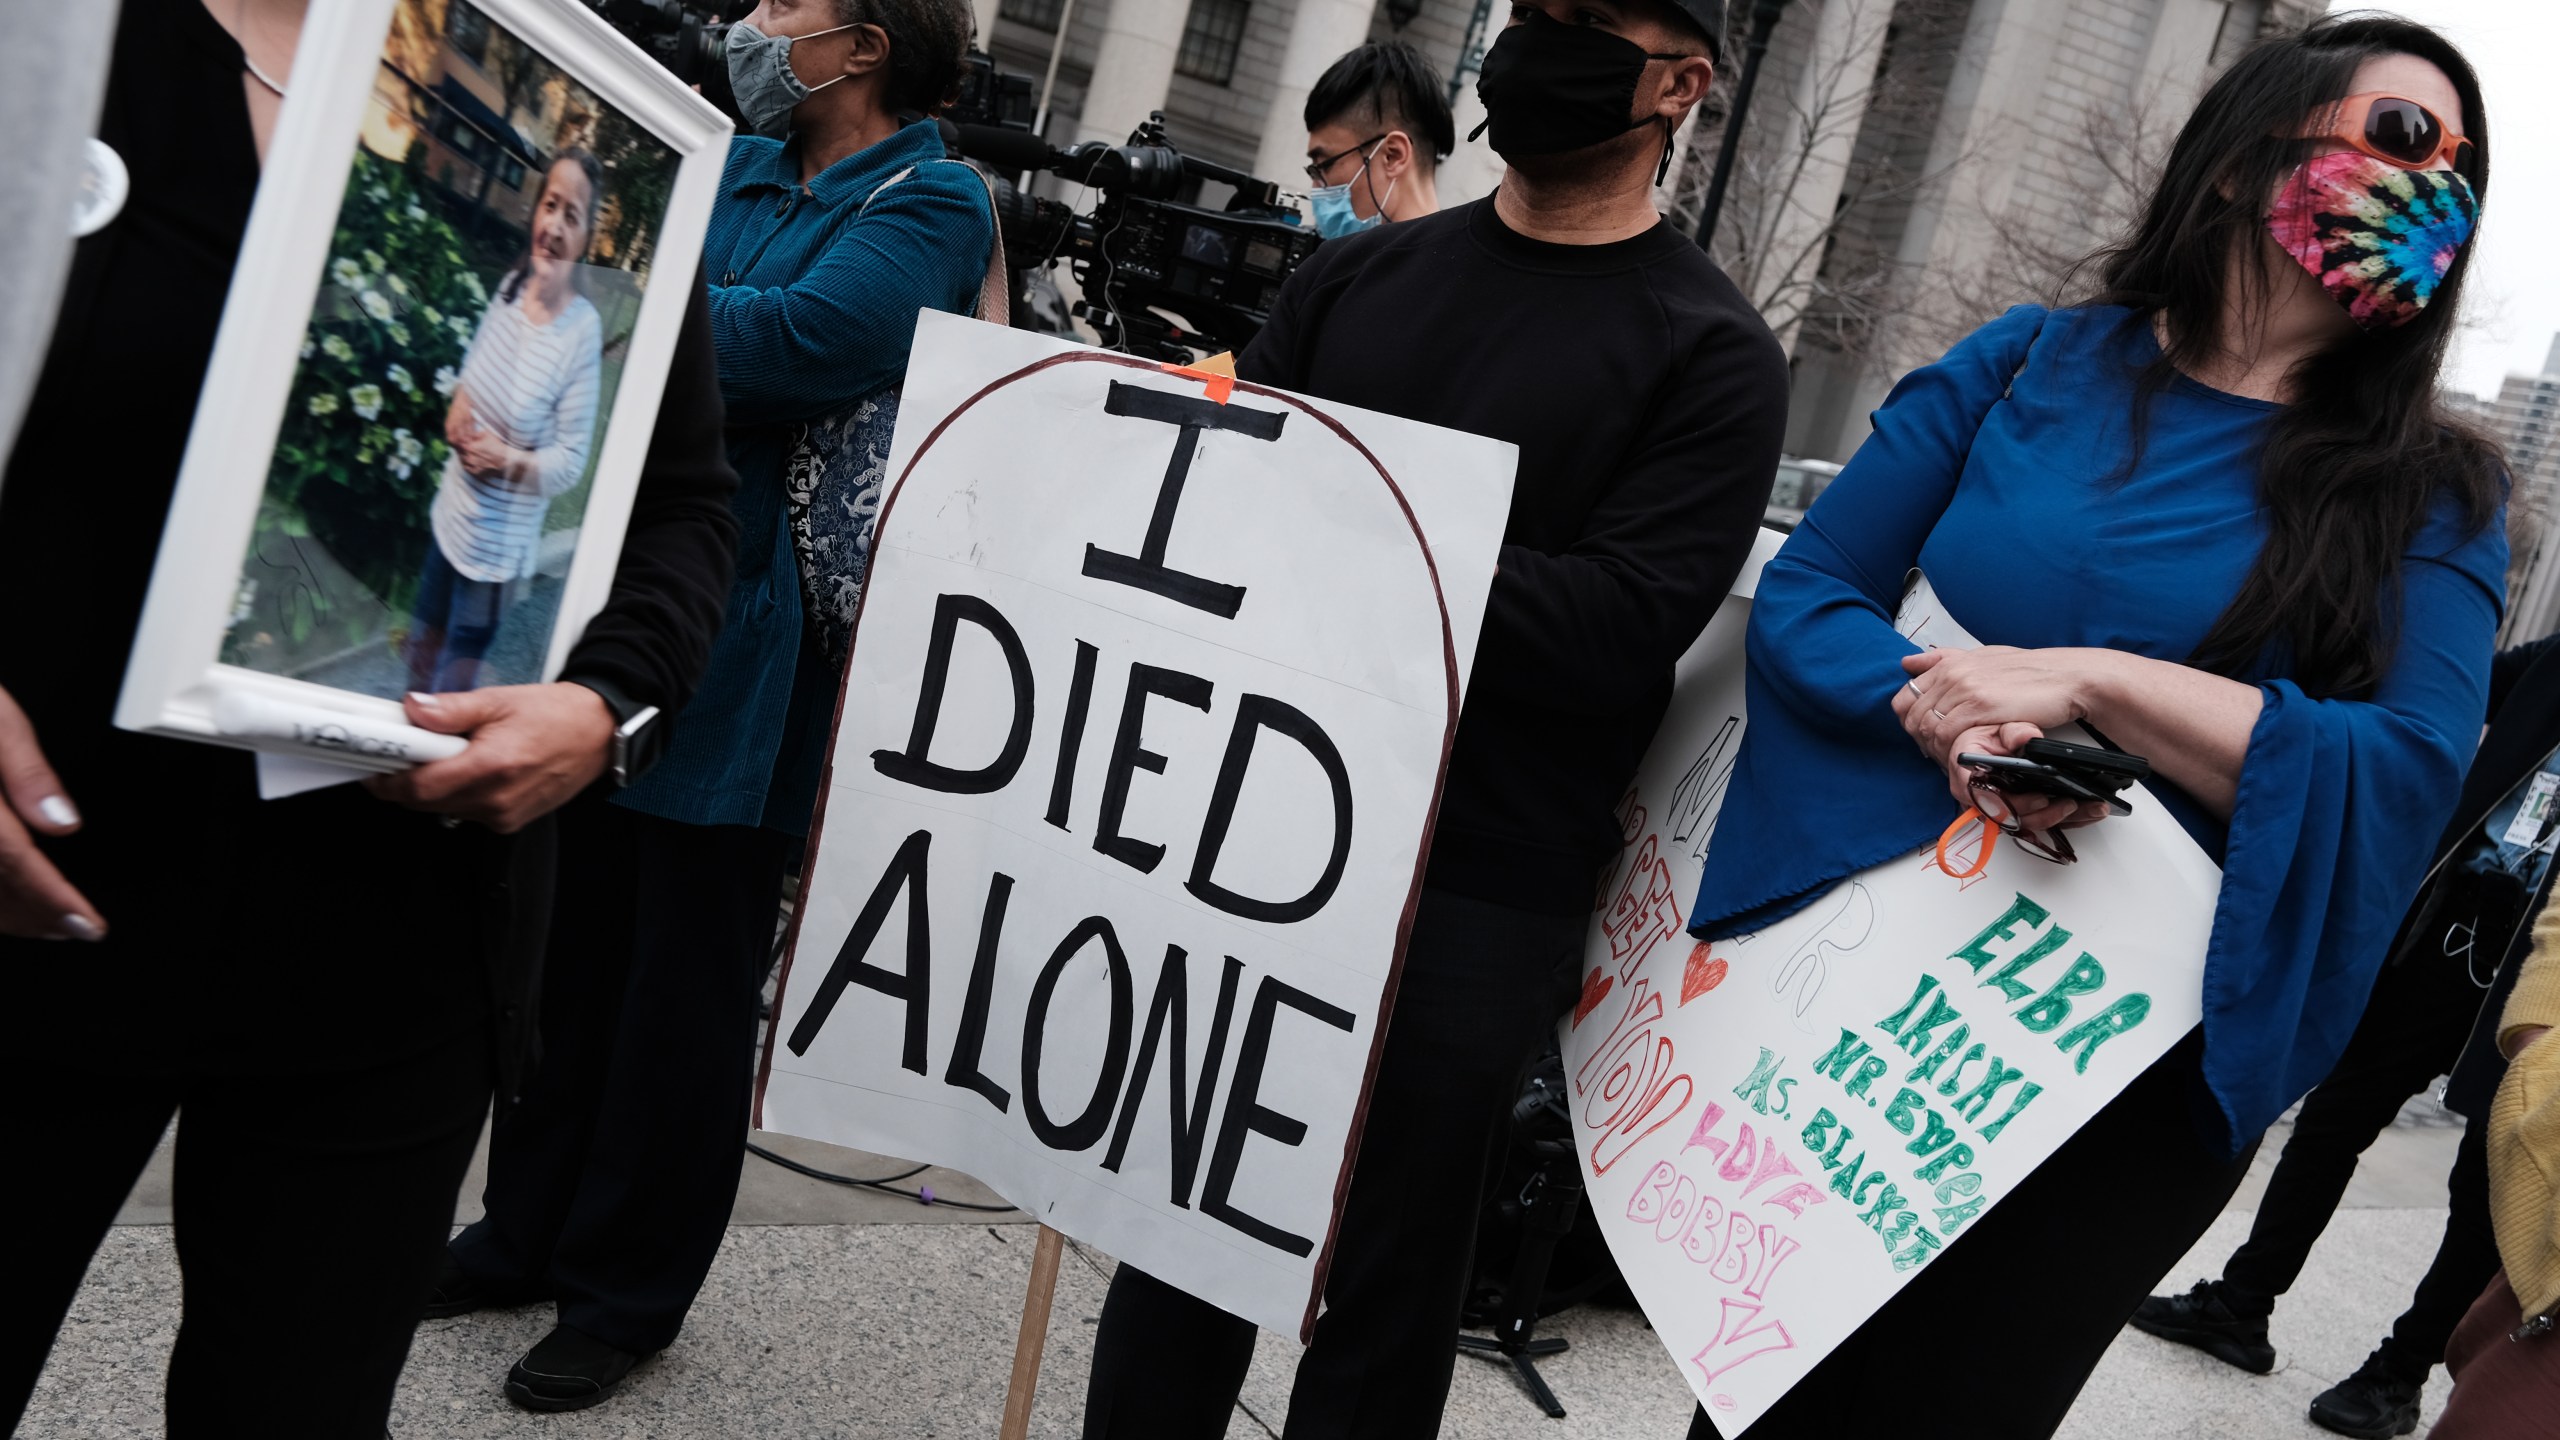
left=585, top=10, right=1317, bottom=363
left=581, top=0, right=748, bottom=111
left=951, top=109, right=1321, bottom=363
left=949, top=50, right=1038, bottom=133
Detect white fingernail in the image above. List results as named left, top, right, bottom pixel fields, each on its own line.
left=38, top=795, right=77, bottom=828
left=408, top=692, right=442, bottom=710
left=60, top=914, right=103, bottom=942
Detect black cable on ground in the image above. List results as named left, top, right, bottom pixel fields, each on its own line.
left=744, top=1141, right=1021, bottom=1213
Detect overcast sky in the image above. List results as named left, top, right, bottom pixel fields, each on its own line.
left=2326, top=1, right=2560, bottom=395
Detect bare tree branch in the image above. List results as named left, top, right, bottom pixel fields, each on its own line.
left=1669, top=0, right=1981, bottom=368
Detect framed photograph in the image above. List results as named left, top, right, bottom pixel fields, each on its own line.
left=116, top=0, right=729, bottom=769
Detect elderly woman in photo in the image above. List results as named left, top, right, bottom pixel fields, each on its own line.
left=405, top=148, right=607, bottom=692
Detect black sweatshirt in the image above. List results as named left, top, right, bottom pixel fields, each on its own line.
left=0, top=0, right=738, bottom=1083
left=1240, top=198, right=1788, bottom=915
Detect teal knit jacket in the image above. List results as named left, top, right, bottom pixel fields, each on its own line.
left=618, top=120, right=992, bottom=833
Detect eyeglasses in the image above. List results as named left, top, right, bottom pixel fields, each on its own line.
left=1933, top=778, right=2078, bottom=881
left=1304, top=134, right=1386, bottom=185
left=2298, top=92, right=2478, bottom=183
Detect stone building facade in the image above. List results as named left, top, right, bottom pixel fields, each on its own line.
left=1678, top=0, right=2321, bottom=461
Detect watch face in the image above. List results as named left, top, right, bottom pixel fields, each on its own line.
left=609, top=705, right=663, bottom=787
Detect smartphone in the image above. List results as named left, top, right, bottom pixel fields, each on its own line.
left=1959, top=753, right=2109, bottom=805
left=2019, top=736, right=2150, bottom=786
left=1957, top=742, right=2145, bottom=817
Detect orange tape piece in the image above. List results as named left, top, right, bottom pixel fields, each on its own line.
left=1159, top=350, right=1237, bottom=404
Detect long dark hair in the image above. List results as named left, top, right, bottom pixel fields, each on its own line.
left=498, top=148, right=605, bottom=305
left=2082, top=13, right=2503, bottom=698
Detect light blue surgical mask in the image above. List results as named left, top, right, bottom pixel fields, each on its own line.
left=725, top=19, right=859, bottom=139
left=1307, top=150, right=1397, bottom=240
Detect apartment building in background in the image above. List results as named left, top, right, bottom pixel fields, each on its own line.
left=2464, top=336, right=2560, bottom=644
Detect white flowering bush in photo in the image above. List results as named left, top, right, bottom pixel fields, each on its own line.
left=253, top=148, right=489, bottom=642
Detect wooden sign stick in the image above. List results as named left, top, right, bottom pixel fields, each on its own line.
left=999, top=1225, right=1069, bottom=1440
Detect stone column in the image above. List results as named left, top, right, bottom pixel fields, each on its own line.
left=1436, top=0, right=1506, bottom=209
left=1076, top=0, right=1193, bottom=145
left=2133, top=0, right=2232, bottom=147
left=1755, top=0, right=1893, bottom=352
left=1785, top=0, right=2069, bottom=460
left=1252, top=0, right=1384, bottom=184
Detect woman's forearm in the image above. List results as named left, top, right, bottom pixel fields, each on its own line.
left=2074, top=650, right=2263, bottom=820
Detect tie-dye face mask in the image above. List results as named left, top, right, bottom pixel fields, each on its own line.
left=2266, top=149, right=2478, bottom=330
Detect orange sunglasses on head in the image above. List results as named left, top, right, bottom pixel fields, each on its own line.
left=2297, top=92, right=2478, bottom=182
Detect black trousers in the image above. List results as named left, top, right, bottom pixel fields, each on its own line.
left=1688, top=1032, right=2257, bottom=1440
left=449, top=796, right=791, bottom=1354
left=2386, top=1120, right=2499, bottom=1369
left=0, top=1035, right=491, bottom=1436
left=2212, top=952, right=2499, bottom=1371
left=1080, top=887, right=1587, bottom=1440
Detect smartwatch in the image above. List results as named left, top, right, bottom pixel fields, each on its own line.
left=568, top=677, right=666, bottom=788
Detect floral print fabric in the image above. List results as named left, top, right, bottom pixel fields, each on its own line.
left=783, top=386, right=899, bottom=667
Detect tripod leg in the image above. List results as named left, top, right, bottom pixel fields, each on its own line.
left=1508, top=1353, right=1567, bottom=1418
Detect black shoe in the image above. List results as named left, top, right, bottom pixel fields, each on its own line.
left=504, top=1324, right=644, bottom=1413
left=2307, top=1347, right=2425, bottom=1439
left=420, top=1250, right=546, bottom=1320
left=2128, top=1279, right=2277, bottom=1374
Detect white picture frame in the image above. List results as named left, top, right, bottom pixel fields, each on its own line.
left=116, top=0, right=730, bottom=771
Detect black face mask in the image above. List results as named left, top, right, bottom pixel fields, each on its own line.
left=1471, top=12, right=1684, bottom=174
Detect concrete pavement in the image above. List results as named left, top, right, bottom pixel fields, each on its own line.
left=18, top=1094, right=2474, bottom=1438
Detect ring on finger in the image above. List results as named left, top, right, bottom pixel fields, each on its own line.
left=1930, top=708, right=1949, bottom=721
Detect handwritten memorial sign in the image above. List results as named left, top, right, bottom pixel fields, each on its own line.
left=1567, top=541, right=2222, bottom=1432
left=755, top=312, right=1516, bottom=1337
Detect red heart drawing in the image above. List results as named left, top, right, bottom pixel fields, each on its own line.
left=1681, top=943, right=1729, bottom=1006
left=1571, top=966, right=1614, bottom=1028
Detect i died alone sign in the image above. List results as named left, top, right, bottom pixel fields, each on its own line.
left=756, top=312, right=1516, bottom=1337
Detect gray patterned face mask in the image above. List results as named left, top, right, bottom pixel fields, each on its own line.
left=725, top=20, right=859, bottom=139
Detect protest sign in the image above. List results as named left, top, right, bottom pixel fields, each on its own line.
left=1567, top=540, right=2222, bottom=1432
left=756, top=312, right=1516, bottom=1338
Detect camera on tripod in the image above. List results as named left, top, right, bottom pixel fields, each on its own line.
left=581, top=0, right=749, bottom=109
left=951, top=109, right=1321, bottom=363
left=949, top=50, right=1037, bottom=132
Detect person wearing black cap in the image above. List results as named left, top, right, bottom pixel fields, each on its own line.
left=1078, top=0, right=1787, bottom=1435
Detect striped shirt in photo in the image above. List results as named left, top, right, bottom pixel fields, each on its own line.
left=430, top=286, right=603, bottom=582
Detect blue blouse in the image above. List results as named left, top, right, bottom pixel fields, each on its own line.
left=617, top=120, right=993, bottom=833
left=1692, top=304, right=2506, bottom=1153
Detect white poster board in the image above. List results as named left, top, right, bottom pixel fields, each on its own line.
left=1568, top=534, right=2222, bottom=1433
left=756, top=313, right=1517, bottom=1338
